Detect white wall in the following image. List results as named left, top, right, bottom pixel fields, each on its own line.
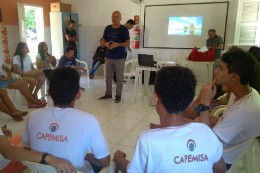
left=61, top=0, right=239, bottom=80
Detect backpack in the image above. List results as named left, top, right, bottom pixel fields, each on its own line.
left=188, top=47, right=215, bottom=62
left=93, top=48, right=106, bottom=61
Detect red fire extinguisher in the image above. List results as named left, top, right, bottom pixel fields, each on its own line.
left=133, top=26, right=140, bottom=49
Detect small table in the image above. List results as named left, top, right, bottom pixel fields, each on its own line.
left=181, top=60, right=215, bottom=83
left=134, top=66, right=158, bottom=102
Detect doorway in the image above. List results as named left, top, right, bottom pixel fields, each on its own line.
left=17, top=3, right=44, bottom=62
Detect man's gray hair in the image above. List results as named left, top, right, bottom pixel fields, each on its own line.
left=208, top=29, right=216, bottom=35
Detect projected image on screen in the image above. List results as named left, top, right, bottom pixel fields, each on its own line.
left=168, top=17, right=203, bottom=36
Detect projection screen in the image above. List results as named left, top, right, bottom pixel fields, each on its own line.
left=143, top=2, right=229, bottom=49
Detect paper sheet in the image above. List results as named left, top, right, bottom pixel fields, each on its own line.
left=198, top=46, right=208, bottom=53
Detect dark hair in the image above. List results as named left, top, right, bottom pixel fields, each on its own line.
left=48, top=67, right=80, bottom=105
left=65, top=46, right=75, bottom=53
left=221, top=46, right=260, bottom=93
left=250, top=48, right=260, bottom=63
left=154, top=66, right=197, bottom=114
left=208, top=29, right=216, bottom=34
left=69, top=20, right=75, bottom=24
left=249, top=46, right=258, bottom=53
left=38, top=42, right=48, bottom=62
left=14, top=42, right=27, bottom=70
left=126, top=19, right=135, bottom=25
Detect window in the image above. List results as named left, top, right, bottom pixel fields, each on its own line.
left=235, top=0, right=260, bottom=45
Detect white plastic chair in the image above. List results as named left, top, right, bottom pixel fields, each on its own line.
left=76, top=59, right=89, bottom=84
left=224, top=138, right=255, bottom=173
left=21, top=161, right=83, bottom=173
left=123, top=59, right=138, bottom=87
left=10, top=64, right=46, bottom=105
left=211, top=105, right=227, bottom=117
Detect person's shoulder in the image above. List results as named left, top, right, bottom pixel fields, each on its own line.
left=13, top=55, right=20, bottom=59
left=216, top=35, right=223, bottom=40
left=35, top=53, right=41, bottom=59
left=60, top=55, right=66, bottom=60
left=28, top=108, right=50, bottom=121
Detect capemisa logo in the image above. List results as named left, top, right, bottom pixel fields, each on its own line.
left=187, top=139, right=196, bottom=152
left=49, top=123, right=59, bottom=132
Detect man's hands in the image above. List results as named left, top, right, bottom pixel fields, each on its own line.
left=200, top=80, right=217, bottom=106
left=1, top=126, right=12, bottom=138
left=128, top=47, right=131, bottom=52
left=106, top=41, right=119, bottom=50
left=113, top=150, right=126, bottom=163
left=207, top=46, right=212, bottom=50
left=45, top=155, right=77, bottom=173
left=103, top=57, right=107, bottom=61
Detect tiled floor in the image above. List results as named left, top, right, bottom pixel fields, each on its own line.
left=3, top=75, right=260, bottom=173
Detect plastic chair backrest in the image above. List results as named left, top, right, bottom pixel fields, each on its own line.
left=125, top=59, right=138, bottom=74
left=211, top=105, right=227, bottom=117
left=213, top=107, right=226, bottom=117
left=21, top=161, right=83, bottom=173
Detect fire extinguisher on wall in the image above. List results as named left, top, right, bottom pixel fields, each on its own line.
left=133, top=26, right=140, bottom=49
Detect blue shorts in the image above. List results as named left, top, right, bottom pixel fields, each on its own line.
left=0, top=78, right=17, bottom=89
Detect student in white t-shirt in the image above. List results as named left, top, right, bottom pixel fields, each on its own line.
left=12, top=42, right=47, bottom=102
left=113, top=66, right=226, bottom=173
left=193, top=46, right=260, bottom=170
left=0, top=125, right=77, bottom=173
left=22, top=67, right=110, bottom=173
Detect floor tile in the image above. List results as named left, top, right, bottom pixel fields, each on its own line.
left=101, top=126, right=130, bottom=143
left=117, top=109, right=150, bottom=120
left=5, top=122, right=26, bottom=134
left=142, top=112, right=160, bottom=123
left=103, top=117, right=140, bottom=131
left=119, top=131, right=140, bottom=148
left=92, top=106, right=124, bottom=116
left=74, top=102, right=100, bottom=113
left=132, top=121, right=151, bottom=133
left=107, top=142, right=117, bottom=151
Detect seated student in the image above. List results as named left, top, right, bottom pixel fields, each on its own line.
left=36, top=42, right=57, bottom=76
left=0, top=61, right=45, bottom=109
left=22, top=67, right=110, bottom=173
left=150, top=85, right=230, bottom=128
left=36, top=42, right=57, bottom=96
left=188, top=46, right=260, bottom=170
left=58, top=46, right=87, bottom=90
left=0, top=125, right=77, bottom=173
left=113, top=66, right=226, bottom=173
left=89, top=39, right=106, bottom=79
left=12, top=42, right=47, bottom=101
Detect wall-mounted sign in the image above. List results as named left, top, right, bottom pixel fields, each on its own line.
left=134, top=15, right=139, bottom=24
left=1, top=25, right=9, bottom=63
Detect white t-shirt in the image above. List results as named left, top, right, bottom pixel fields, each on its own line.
left=12, top=54, right=32, bottom=73
left=22, top=107, right=110, bottom=173
left=127, top=123, right=223, bottom=173
left=213, top=88, right=260, bottom=164
left=35, top=53, right=53, bottom=70
left=0, top=129, right=11, bottom=170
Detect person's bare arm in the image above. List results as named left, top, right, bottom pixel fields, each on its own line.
left=0, top=136, right=77, bottom=172
left=113, top=150, right=128, bottom=173
left=74, top=65, right=87, bottom=72
left=65, top=35, right=78, bottom=42
left=36, top=58, right=51, bottom=69
left=213, top=157, right=226, bottom=173
left=31, top=63, right=37, bottom=71
left=199, top=80, right=217, bottom=128
left=1, top=64, right=12, bottom=81
left=85, top=153, right=110, bottom=167
left=13, top=64, right=27, bottom=76
left=208, top=44, right=223, bottom=50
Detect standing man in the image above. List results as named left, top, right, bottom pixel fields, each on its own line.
left=99, top=11, right=130, bottom=103
left=64, top=20, right=78, bottom=59
left=113, top=19, right=135, bottom=84
left=206, top=29, right=224, bottom=73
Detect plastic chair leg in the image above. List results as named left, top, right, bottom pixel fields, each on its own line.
left=127, top=77, right=130, bottom=88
